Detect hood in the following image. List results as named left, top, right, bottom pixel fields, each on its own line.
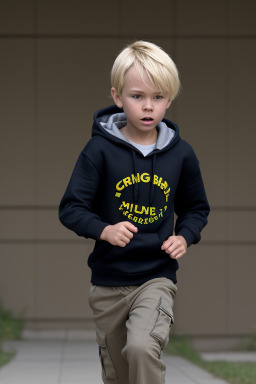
left=91, top=105, right=181, bottom=205
left=92, top=105, right=180, bottom=154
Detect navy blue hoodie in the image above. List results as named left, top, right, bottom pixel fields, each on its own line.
left=59, top=105, right=210, bottom=286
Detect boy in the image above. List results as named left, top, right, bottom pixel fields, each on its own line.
left=59, top=41, right=210, bottom=384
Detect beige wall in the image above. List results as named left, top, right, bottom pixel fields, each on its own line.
left=0, top=0, right=256, bottom=336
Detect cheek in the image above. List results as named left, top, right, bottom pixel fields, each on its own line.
left=155, top=106, right=166, bottom=117
left=123, top=103, right=136, bottom=117
left=159, top=104, right=170, bottom=116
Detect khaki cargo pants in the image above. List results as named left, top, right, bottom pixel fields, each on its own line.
left=88, top=277, right=177, bottom=384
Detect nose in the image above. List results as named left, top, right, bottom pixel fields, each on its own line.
left=143, top=98, right=153, bottom=111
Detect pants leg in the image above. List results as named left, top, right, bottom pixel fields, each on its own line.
left=88, top=284, right=134, bottom=384
left=123, top=278, right=177, bottom=384
left=88, top=278, right=177, bottom=384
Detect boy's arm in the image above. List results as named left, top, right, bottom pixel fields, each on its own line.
left=173, top=146, right=210, bottom=248
left=59, top=152, right=109, bottom=241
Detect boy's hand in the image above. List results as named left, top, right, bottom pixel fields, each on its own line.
left=161, top=235, right=187, bottom=259
left=100, top=221, right=138, bottom=247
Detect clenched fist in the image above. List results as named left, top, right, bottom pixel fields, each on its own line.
left=100, top=221, right=138, bottom=247
left=161, top=235, right=187, bottom=259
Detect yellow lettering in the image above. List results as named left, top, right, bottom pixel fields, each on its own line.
left=134, top=205, right=142, bottom=214
left=119, top=201, right=130, bottom=211
left=141, top=173, right=150, bottom=183
left=116, top=180, right=124, bottom=191
left=153, top=175, right=158, bottom=185
left=134, top=205, right=150, bottom=215
left=141, top=206, right=149, bottom=215
left=123, top=177, right=132, bottom=187
left=149, top=207, right=156, bottom=216
left=161, top=181, right=168, bottom=190
left=131, top=173, right=140, bottom=184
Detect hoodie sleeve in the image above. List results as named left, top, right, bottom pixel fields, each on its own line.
left=174, top=145, right=210, bottom=247
left=59, top=152, right=109, bottom=241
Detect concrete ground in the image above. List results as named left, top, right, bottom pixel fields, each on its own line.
left=1, top=330, right=255, bottom=384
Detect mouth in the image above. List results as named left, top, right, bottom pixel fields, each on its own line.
left=141, top=117, right=154, bottom=121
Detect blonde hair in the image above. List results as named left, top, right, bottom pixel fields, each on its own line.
left=111, top=41, right=181, bottom=100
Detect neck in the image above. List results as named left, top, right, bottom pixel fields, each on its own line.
left=121, top=126, right=158, bottom=145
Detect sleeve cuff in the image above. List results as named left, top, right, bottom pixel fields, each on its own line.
left=176, top=227, right=200, bottom=247
left=84, top=217, right=109, bottom=241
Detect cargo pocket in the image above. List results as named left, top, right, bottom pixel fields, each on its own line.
left=96, top=328, right=117, bottom=380
left=150, top=297, right=174, bottom=350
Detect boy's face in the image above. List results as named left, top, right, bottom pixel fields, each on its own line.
left=111, top=65, right=172, bottom=142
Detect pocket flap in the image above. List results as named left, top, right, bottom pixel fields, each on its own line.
left=158, top=297, right=174, bottom=322
left=151, top=296, right=174, bottom=349
left=96, top=328, right=106, bottom=347
left=95, top=328, right=117, bottom=379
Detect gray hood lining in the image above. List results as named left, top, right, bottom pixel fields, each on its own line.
left=100, top=112, right=175, bottom=153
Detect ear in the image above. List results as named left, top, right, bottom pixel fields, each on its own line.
left=111, top=87, right=123, bottom=109
left=166, top=98, right=172, bottom=109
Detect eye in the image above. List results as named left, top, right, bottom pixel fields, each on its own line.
left=132, top=95, right=141, bottom=99
left=155, top=95, right=163, bottom=100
